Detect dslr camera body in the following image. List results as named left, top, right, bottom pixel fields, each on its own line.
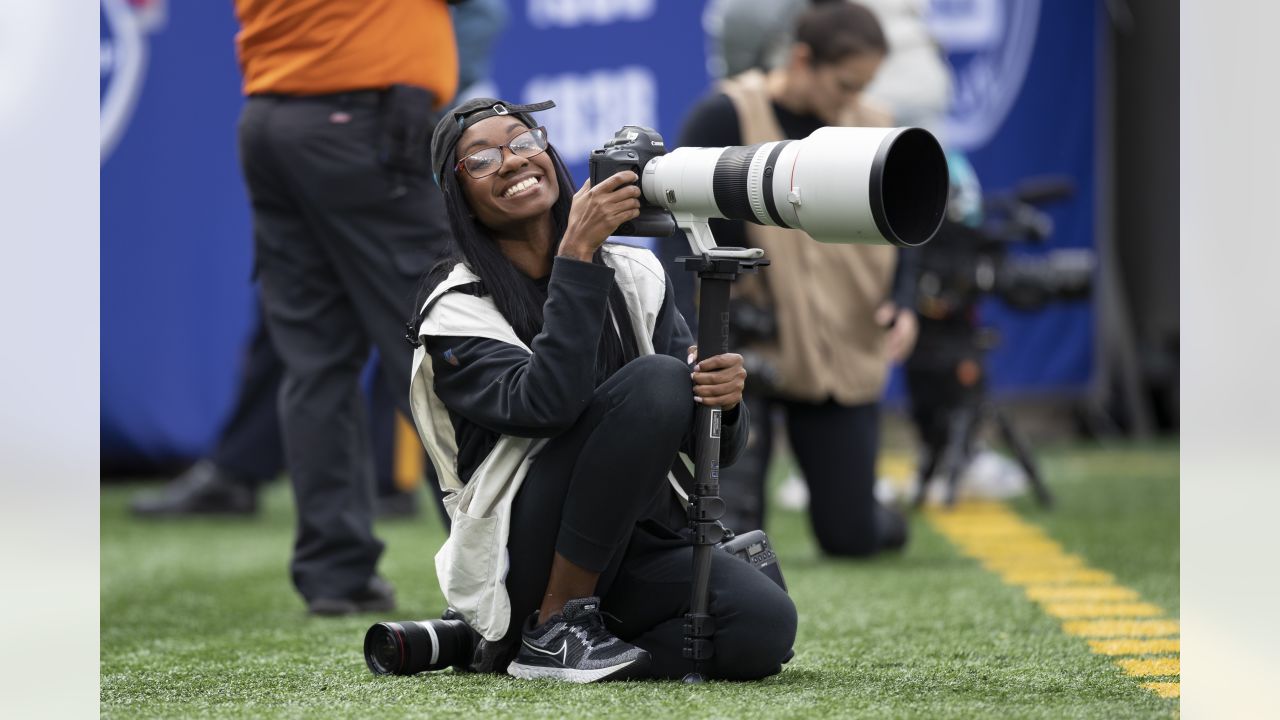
left=587, top=125, right=678, bottom=237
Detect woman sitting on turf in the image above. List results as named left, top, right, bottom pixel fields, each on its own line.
left=408, top=97, right=797, bottom=682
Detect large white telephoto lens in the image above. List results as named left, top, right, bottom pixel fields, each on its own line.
left=641, top=127, right=948, bottom=247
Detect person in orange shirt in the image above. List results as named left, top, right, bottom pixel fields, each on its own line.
left=234, top=0, right=458, bottom=615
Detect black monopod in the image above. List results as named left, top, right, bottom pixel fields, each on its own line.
left=676, top=230, right=768, bottom=684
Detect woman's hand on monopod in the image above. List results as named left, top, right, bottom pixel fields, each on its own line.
left=689, top=347, right=747, bottom=410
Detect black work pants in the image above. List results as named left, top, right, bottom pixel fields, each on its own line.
left=238, top=92, right=450, bottom=601
left=208, top=301, right=449, bottom=523
left=721, top=393, right=893, bottom=557
left=505, top=355, right=797, bottom=680
left=209, top=305, right=285, bottom=484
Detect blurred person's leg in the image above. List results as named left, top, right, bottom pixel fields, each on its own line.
left=785, top=399, right=907, bottom=556
left=368, top=361, right=416, bottom=518
left=292, top=97, right=452, bottom=527
left=131, top=307, right=440, bottom=522
left=368, top=362, right=450, bottom=526
left=240, top=94, right=390, bottom=611
left=130, top=306, right=284, bottom=517
left=716, top=392, right=773, bottom=533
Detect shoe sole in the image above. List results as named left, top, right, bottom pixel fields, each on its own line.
left=307, top=597, right=396, bottom=617
left=507, top=655, right=650, bottom=683
left=130, top=505, right=257, bottom=518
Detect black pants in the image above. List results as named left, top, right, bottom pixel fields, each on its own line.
left=209, top=306, right=285, bottom=484
left=721, top=393, right=897, bottom=557
left=238, top=91, right=451, bottom=601
left=208, top=303, right=449, bottom=522
left=504, top=355, right=797, bottom=680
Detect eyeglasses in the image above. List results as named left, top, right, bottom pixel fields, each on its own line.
left=455, top=126, right=549, bottom=179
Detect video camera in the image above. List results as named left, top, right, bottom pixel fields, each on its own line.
left=915, top=176, right=1093, bottom=319
left=908, top=175, right=1095, bottom=382
left=906, top=175, right=1095, bottom=508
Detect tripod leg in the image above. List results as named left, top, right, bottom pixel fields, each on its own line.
left=938, top=407, right=975, bottom=507
left=912, top=442, right=942, bottom=509
left=994, top=408, right=1054, bottom=508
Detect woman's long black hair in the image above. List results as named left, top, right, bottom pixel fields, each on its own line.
left=420, top=133, right=638, bottom=377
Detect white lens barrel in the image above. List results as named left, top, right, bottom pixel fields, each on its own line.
left=641, top=146, right=723, bottom=216
left=641, top=126, right=947, bottom=247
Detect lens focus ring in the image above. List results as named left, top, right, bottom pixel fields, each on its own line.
left=711, top=144, right=762, bottom=223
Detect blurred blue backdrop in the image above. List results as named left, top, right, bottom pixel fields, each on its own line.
left=101, top=0, right=1097, bottom=465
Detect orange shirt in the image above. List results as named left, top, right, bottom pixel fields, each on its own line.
left=235, top=0, right=458, bottom=107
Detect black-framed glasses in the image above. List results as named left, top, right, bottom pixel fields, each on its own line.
left=455, top=126, right=549, bottom=179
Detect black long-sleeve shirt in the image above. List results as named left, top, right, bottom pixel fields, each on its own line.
left=423, top=254, right=746, bottom=485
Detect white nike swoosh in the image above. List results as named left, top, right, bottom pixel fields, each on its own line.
left=523, top=638, right=568, bottom=666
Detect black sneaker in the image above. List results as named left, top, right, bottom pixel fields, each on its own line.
left=507, top=597, right=651, bottom=683
left=130, top=461, right=259, bottom=517
left=307, top=576, right=397, bottom=616
left=876, top=503, right=910, bottom=551
left=375, top=491, right=419, bottom=519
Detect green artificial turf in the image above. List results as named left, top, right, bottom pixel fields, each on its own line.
left=101, top=442, right=1178, bottom=719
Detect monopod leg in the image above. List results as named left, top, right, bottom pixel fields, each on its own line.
left=681, top=272, right=732, bottom=684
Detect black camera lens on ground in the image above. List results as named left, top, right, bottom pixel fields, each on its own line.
left=363, top=610, right=478, bottom=676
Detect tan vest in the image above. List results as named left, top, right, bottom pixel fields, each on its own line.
left=719, top=69, right=898, bottom=405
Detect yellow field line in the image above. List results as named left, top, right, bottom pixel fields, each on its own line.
left=1117, top=657, right=1180, bottom=677
left=1062, top=619, right=1180, bottom=638
left=925, top=502, right=1179, bottom=700
left=1042, top=602, right=1164, bottom=619
left=982, top=555, right=1085, bottom=572
left=1027, top=586, right=1139, bottom=602
left=1142, top=682, right=1181, bottom=698
left=1000, top=568, right=1116, bottom=585
left=1088, top=639, right=1180, bottom=655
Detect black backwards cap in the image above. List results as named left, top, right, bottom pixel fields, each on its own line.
left=431, top=98, right=557, bottom=186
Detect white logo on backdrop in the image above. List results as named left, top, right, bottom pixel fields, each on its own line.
left=927, top=0, right=1040, bottom=151
left=100, top=0, right=166, bottom=163
left=527, top=0, right=655, bottom=29
left=523, top=66, right=657, bottom=163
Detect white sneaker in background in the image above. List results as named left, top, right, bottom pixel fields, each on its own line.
left=918, top=448, right=1030, bottom=504
left=874, top=477, right=901, bottom=505
left=775, top=472, right=810, bottom=511
left=960, top=449, right=1029, bottom=500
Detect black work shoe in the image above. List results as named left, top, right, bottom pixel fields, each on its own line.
left=307, top=576, right=397, bottom=617
left=130, top=460, right=259, bottom=517
left=877, top=503, right=910, bottom=551
left=507, top=597, right=651, bottom=683
left=375, top=491, right=419, bottom=519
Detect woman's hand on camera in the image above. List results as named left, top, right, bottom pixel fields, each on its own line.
left=690, top=350, right=747, bottom=410
left=558, top=172, right=642, bottom=262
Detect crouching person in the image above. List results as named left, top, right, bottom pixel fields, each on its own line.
left=407, top=97, right=797, bottom=682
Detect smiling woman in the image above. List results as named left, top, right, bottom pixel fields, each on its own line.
left=454, top=121, right=564, bottom=256
left=405, top=97, right=796, bottom=683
